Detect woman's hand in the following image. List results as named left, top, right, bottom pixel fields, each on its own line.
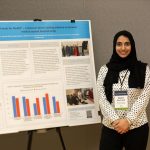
left=112, top=119, right=130, bottom=134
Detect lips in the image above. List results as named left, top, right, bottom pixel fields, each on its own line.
left=120, top=52, right=127, bottom=55
left=118, top=51, right=129, bottom=58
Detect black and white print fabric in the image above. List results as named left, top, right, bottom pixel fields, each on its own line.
left=97, top=65, right=150, bottom=130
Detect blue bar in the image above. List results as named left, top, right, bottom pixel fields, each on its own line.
left=43, top=97, right=47, bottom=114
left=0, top=21, right=90, bottom=41
left=33, top=103, right=37, bottom=116
left=22, top=96, right=27, bottom=116
left=52, top=96, right=57, bottom=113
left=12, top=96, right=17, bottom=118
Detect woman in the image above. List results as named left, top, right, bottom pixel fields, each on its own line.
left=97, top=30, right=150, bottom=150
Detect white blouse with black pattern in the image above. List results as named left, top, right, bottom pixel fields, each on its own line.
left=97, top=65, right=150, bottom=130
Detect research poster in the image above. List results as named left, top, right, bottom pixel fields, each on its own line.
left=0, top=20, right=100, bottom=133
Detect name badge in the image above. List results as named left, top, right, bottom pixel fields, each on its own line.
left=114, top=91, right=128, bottom=110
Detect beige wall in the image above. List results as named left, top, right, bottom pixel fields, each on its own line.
left=0, top=0, right=150, bottom=149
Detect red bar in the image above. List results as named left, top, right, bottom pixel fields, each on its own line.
left=56, top=101, right=60, bottom=113
left=16, top=98, right=20, bottom=117
left=45, top=93, right=51, bottom=114
left=36, top=98, right=41, bottom=115
left=26, top=99, right=31, bottom=116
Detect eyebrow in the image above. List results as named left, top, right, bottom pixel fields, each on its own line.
left=116, top=41, right=130, bottom=43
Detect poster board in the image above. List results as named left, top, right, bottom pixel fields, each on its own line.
left=0, top=20, right=100, bottom=134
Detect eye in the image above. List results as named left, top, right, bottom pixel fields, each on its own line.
left=125, top=42, right=131, bottom=46
left=116, top=42, right=122, bottom=46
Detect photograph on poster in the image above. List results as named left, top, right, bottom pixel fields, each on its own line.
left=61, top=41, right=89, bottom=57
left=66, top=88, right=94, bottom=106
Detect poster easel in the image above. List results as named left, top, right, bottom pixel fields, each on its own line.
left=27, top=128, right=66, bottom=150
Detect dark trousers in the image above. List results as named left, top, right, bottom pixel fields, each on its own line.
left=100, top=123, right=149, bottom=150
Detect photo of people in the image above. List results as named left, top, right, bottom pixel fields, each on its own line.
left=66, top=88, right=94, bottom=106
left=61, top=41, right=89, bottom=57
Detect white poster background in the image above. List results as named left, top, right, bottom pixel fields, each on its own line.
left=0, top=20, right=100, bottom=134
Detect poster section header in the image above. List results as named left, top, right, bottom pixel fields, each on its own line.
left=0, top=21, right=90, bottom=41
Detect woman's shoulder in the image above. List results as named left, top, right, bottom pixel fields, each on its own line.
left=99, top=64, right=108, bottom=71
left=145, top=64, right=150, bottom=74
left=98, top=64, right=108, bottom=75
left=146, top=64, right=150, bottom=68
left=143, top=63, right=150, bottom=73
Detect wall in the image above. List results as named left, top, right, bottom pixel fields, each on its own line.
left=0, top=0, right=150, bottom=149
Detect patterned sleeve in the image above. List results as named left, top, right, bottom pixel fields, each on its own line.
left=126, top=65, right=150, bottom=123
left=97, top=65, right=119, bottom=124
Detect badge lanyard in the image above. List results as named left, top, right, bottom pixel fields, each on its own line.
left=114, top=70, right=129, bottom=110
left=118, top=70, right=128, bottom=90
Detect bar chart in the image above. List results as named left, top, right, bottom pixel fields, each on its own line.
left=3, top=81, right=67, bottom=131
left=4, top=81, right=65, bottom=122
left=11, top=93, right=61, bottom=118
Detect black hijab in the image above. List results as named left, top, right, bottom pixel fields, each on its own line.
left=103, top=30, right=147, bottom=103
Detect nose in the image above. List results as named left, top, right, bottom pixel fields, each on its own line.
left=122, top=44, right=125, bottom=50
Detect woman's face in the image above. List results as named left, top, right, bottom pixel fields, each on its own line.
left=115, top=35, right=131, bottom=58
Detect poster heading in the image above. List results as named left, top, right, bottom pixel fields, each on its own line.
left=0, top=21, right=90, bottom=41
